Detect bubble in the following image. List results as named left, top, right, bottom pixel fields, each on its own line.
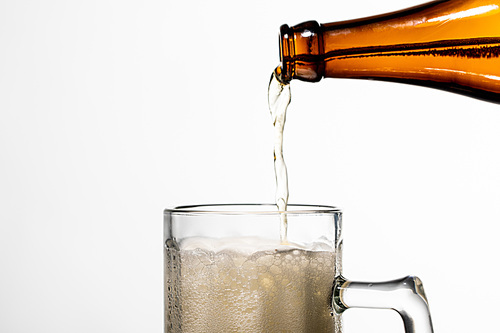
left=269, top=264, right=281, bottom=275
left=165, top=237, right=338, bottom=332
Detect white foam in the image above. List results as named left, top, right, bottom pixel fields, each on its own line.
left=179, top=236, right=333, bottom=255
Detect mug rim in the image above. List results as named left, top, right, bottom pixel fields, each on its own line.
left=164, top=203, right=341, bottom=215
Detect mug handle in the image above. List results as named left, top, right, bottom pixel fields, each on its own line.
left=333, top=275, right=434, bottom=333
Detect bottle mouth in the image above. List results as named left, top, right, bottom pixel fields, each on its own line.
left=278, top=21, right=324, bottom=83
left=278, top=24, right=293, bottom=84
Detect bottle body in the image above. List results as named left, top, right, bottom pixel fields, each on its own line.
left=279, top=0, right=500, bottom=103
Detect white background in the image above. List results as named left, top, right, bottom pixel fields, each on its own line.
left=1, top=0, right=499, bottom=332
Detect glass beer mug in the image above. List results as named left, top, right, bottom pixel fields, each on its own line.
left=164, top=204, right=434, bottom=333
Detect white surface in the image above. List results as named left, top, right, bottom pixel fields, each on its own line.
left=1, top=0, right=499, bottom=332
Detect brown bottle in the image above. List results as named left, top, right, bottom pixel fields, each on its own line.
left=278, top=0, right=500, bottom=103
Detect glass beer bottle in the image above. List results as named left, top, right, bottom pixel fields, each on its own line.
left=278, top=0, right=500, bottom=103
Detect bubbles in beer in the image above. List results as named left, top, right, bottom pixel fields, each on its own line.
left=165, top=237, right=338, bottom=332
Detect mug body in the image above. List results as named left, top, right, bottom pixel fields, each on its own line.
left=164, top=204, right=343, bottom=333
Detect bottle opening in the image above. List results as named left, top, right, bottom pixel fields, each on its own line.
left=278, top=21, right=324, bottom=83
left=279, top=24, right=293, bottom=83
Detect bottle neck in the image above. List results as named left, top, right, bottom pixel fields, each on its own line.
left=278, top=1, right=455, bottom=83
left=279, top=21, right=325, bottom=83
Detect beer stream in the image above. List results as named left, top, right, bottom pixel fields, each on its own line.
left=268, top=69, right=291, bottom=244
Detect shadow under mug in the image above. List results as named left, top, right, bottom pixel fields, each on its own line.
left=164, top=204, right=434, bottom=333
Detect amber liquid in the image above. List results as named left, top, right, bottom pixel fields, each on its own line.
left=279, top=0, right=500, bottom=103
